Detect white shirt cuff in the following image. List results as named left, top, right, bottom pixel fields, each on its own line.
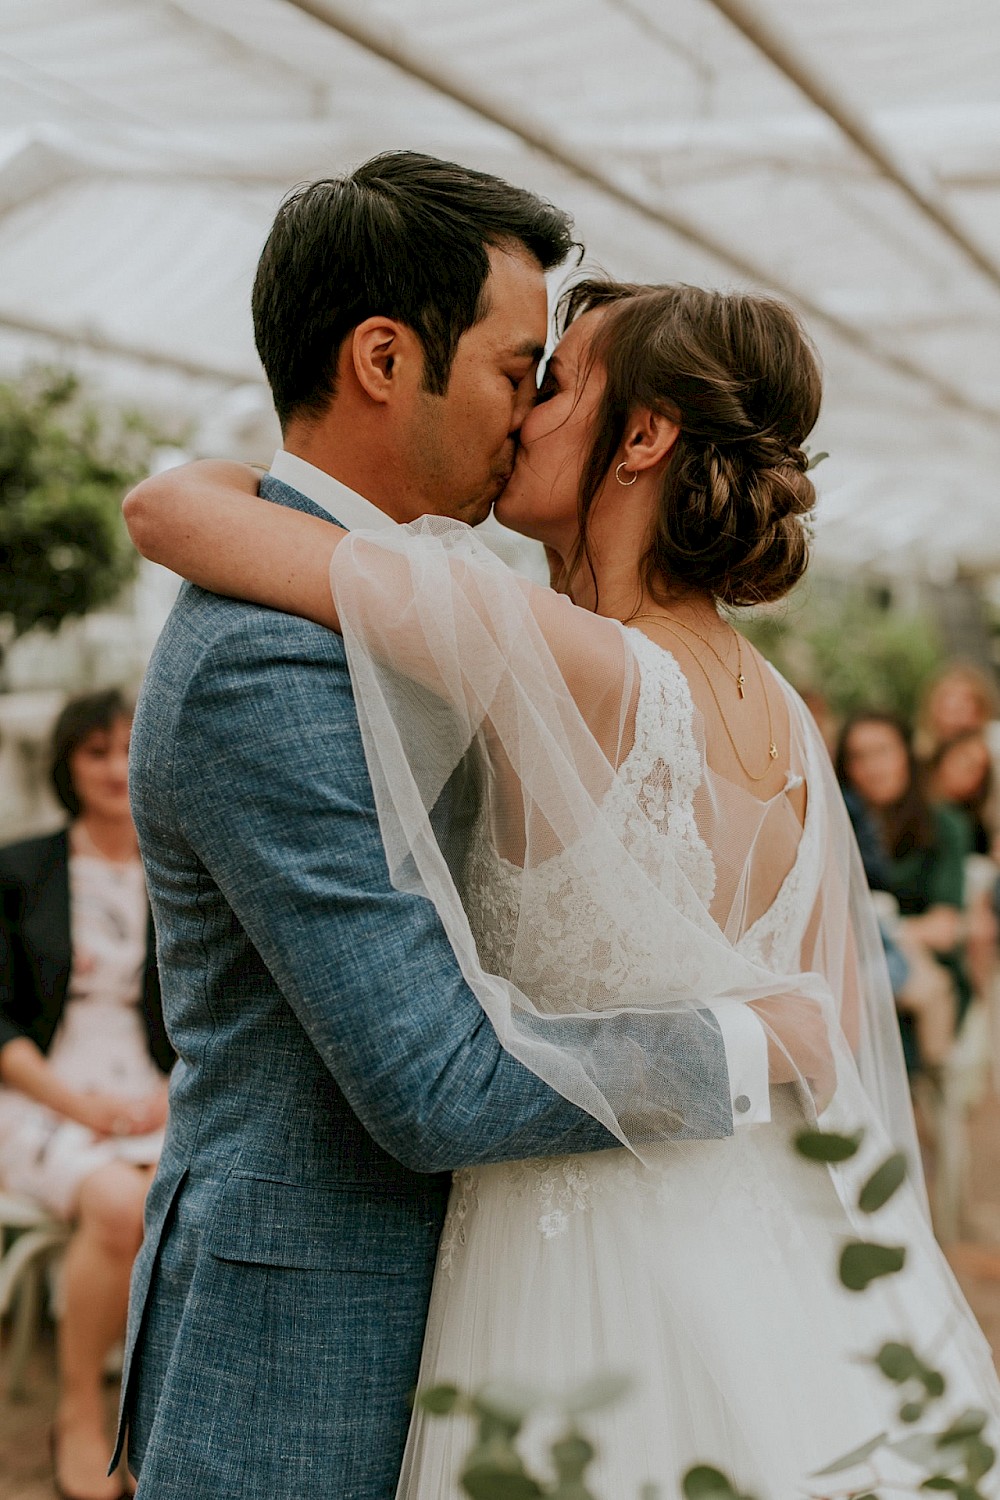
left=709, top=1005, right=771, bottom=1127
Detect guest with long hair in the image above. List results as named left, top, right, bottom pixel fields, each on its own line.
left=929, top=728, right=995, bottom=856
left=0, top=690, right=172, bottom=1500
left=836, top=710, right=972, bottom=1073
left=917, top=661, right=999, bottom=758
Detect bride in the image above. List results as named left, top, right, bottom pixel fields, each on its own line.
left=124, top=279, right=1000, bottom=1497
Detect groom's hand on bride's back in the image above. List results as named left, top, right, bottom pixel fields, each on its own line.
left=750, top=994, right=836, bottom=1109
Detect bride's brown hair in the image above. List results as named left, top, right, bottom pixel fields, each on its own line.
left=559, top=280, right=822, bottom=608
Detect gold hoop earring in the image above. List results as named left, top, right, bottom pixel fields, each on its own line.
left=615, top=462, right=638, bottom=487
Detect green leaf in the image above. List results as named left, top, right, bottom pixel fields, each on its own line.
left=839, top=1241, right=907, bottom=1291
left=417, top=1383, right=463, bottom=1415
left=858, top=1153, right=908, bottom=1213
left=461, top=1435, right=542, bottom=1500
left=891, top=1433, right=942, bottom=1467
left=923, top=1371, right=947, bottom=1399
left=937, top=1411, right=989, bottom=1446
left=876, top=1343, right=923, bottom=1382
left=806, top=450, right=830, bottom=470
left=813, top=1431, right=887, bottom=1475
left=562, top=1372, right=633, bottom=1416
left=901, top=1401, right=926, bottom=1423
left=794, top=1128, right=863, bottom=1163
left=964, top=1439, right=995, bottom=1482
left=461, top=1472, right=543, bottom=1500
left=682, top=1464, right=739, bottom=1498
left=551, top=1433, right=595, bottom=1482
left=472, top=1380, right=543, bottom=1428
left=921, top=1480, right=961, bottom=1492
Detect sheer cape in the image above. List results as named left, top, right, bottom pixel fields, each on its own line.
left=330, top=517, right=922, bottom=1206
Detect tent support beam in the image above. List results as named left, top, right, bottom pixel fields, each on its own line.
left=702, top=0, right=1000, bottom=296
left=280, top=0, right=1000, bottom=426
left=0, top=309, right=250, bottom=385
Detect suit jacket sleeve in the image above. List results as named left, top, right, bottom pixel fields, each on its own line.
left=172, top=612, right=733, bottom=1173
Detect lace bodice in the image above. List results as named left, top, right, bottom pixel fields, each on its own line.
left=440, top=633, right=824, bottom=1266
left=462, top=630, right=817, bottom=1001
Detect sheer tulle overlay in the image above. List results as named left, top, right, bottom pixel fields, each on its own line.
left=330, top=520, right=1000, bottom=1498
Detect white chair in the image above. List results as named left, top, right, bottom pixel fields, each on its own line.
left=0, top=1191, right=70, bottom=1398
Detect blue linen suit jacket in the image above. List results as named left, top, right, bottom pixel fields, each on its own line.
left=115, top=476, right=733, bottom=1499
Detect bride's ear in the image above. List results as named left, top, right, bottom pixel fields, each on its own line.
left=349, top=318, right=421, bottom=404
left=621, top=409, right=680, bottom=474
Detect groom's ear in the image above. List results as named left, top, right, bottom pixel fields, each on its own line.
left=350, top=318, right=422, bottom=405
left=622, top=408, right=681, bottom=474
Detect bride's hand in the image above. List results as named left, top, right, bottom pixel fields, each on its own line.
left=751, top=993, right=836, bottom=1108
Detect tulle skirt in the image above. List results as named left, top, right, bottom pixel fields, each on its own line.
left=397, top=1093, right=1000, bottom=1500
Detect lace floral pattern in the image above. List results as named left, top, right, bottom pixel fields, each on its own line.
left=614, top=630, right=717, bottom=909
left=438, top=1168, right=479, bottom=1276
left=462, top=633, right=718, bottom=1006
left=445, top=631, right=817, bottom=1269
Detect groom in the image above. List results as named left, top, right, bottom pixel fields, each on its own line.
left=115, top=152, right=775, bottom=1499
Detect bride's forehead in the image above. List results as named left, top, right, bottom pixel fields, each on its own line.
left=551, top=308, right=607, bottom=373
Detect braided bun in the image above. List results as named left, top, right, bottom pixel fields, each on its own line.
left=562, top=282, right=822, bottom=607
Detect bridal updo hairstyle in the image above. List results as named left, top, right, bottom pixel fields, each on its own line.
left=562, top=281, right=822, bottom=607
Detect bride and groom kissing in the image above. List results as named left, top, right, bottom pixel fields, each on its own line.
left=112, top=151, right=1000, bottom=1499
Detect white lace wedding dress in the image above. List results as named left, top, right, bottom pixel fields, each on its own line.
left=327, top=521, right=1000, bottom=1500
left=393, top=632, right=1000, bottom=1500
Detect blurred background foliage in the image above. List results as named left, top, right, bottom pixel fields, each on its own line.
left=0, top=368, right=164, bottom=657
left=738, top=582, right=945, bottom=723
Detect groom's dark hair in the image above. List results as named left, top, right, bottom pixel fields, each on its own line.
left=252, top=151, right=575, bottom=429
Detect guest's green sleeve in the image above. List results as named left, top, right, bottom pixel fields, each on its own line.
left=928, top=804, right=973, bottom=909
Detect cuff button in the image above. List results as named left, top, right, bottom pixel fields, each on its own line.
left=734, top=1094, right=751, bottom=1114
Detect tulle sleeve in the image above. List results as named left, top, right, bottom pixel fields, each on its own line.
left=330, top=517, right=924, bottom=1186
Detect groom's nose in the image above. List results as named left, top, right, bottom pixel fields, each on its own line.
left=510, top=382, right=537, bottom=432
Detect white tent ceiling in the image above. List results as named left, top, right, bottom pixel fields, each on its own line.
left=0, top=0, right=998, bottom=578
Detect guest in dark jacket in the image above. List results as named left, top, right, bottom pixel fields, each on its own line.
left=0, top=690, right=172, bottom=1500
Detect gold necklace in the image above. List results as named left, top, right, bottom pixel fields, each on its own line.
left=628, top=612, right=746, bottom=698
left=624, top=615, right=779, bottom=781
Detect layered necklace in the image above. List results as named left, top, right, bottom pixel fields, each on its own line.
left=623, top=612, right=780, bottom=783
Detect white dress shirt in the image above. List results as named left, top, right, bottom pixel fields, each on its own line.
left=269, top=449, right=771, bottom=1127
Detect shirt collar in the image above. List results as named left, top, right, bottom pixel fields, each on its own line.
left=268, top=450, right=399, bottom=533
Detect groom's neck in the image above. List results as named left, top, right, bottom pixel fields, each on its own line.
left=282, top=413, right=424, bottom=525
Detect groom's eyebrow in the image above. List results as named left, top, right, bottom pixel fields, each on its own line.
left=508, top=339, right=546, bottom=363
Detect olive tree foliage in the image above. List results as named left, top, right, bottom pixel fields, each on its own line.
left=0, top=368, right=165, bottom=661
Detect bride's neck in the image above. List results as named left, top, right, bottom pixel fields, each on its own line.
left=563, top=542, right=716, bottom=630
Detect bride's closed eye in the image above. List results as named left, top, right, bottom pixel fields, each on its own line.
left=535, top=370, right=559, bottom=403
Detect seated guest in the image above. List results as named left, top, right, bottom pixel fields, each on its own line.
left=929, top=729, right=995, bottom=856
left=836, top=711, right=972, bottom=1074
left=929, top=730, right=1000, bottom=996
left=840, top=784, right=911, bottom=1000
left=798, top=686, right=838, bottom=757
left=0, top=690, right=173, bottom=1500
left=917, top=661, right=998, bottom=758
